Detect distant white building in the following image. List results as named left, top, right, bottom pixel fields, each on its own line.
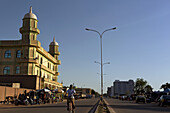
left=113, top=80, right=134, bottom=96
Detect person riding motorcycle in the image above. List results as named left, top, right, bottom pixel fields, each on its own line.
left=66, top=84, right=76, bottom=111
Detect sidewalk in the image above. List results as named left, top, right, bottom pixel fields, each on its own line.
left=0, top=104, right=16, bottom=107
left=0, top=99, right=67, bottom=108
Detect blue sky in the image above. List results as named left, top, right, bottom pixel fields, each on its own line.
left=0, top=0, right=170, bottom=93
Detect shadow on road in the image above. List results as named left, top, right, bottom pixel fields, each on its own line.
left=110, top=103, right=170, bottom=112
left=0, top=104, right=94, bottom=109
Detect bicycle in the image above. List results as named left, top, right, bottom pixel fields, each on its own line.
left=68, top=98, right=75, bottom=113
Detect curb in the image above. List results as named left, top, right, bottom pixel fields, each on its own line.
left=94, top=100, right=101, bottom=113
left=103, top=99, right=116, bottom=113
left=88, top=99, right=100, bottom=113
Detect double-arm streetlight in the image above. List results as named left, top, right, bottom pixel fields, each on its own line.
left=85, top=27, right=116, bottom=97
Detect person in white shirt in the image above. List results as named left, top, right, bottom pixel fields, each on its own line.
left=66, top=84, right=76, bottom=111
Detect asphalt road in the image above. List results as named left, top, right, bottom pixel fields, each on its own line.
left=104, top=98, right=170, bottom=113
left=0, top=98, right=99, bottom=113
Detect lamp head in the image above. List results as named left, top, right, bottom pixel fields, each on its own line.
left=112, top=27, right=116, bottom=30
left=85, top=28, right=90, bottom=31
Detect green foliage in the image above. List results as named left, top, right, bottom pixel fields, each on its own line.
left=134, top=78, right=153, bottom=94
left=91, top=89, right=96, bottom=94
left=160, top=83, right=170, bottom=90
left=145, top=85, right=153, bottom=93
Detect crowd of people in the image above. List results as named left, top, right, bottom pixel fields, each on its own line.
left=14, top=89, right=64, bottom=105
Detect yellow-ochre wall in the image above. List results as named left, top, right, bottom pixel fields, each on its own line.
left=0, top=7, right=62, bottom=89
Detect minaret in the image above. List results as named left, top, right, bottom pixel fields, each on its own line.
left=20, top=6, right=40, bottom=42
left=49, top=37, right=60, bottom=60
left=49, top=37, right=61, bottom=78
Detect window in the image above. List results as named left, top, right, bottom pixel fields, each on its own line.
left=3, top=66, right=10, bottom=75
left=48, top=63, right=49, bottom=68
left=33, top=35, right=35, bottom=40
left=43, top=73, right=45, bottom=78
left=16, top=50, right=21, bottom=58
left=40, top=57, right=43, bottom=64
left=4, top=50, right=11, bottom=58
left=47, top=74, right=49, bottom=79
left=16, top=66, right=20, bottom=74
left=34, top=21, right=36, bottom=28
left=86, top=89, right=90, bottom=93
left=37, top=70, right=39, bottom=76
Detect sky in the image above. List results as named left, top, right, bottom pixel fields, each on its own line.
left=0, top=0, right=170, bottom=93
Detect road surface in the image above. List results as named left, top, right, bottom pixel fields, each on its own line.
left=105, top=98, right=170, bottom=113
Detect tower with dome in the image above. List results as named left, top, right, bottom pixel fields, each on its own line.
left=0, top=7, right=62, bottom=90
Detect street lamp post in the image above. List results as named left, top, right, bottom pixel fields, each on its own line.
left=85, top=27, right=116, bottom=98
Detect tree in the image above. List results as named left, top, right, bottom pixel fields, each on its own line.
left=145, top=85, right=153, bottom=93
left=134, top=78, right=147, bottom=94
left=91, top=89, right=96, bottom=94
left=160, top=83, right=170, bottom=90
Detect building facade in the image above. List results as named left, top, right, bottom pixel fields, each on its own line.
left=107, top=86, right=114, bottom=97
left=107, top=87, right=111, bottom=97
left=113, top=80, right=134, bottom=96
left=0, top=7, right=62, bottom=90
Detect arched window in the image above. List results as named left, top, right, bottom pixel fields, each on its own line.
left=4, top=50, right=11, bottom=58
left=3, top=66, right=10, bottom=75
left=16, top=66, right=20, bottom=74
left=16, top=50, right=21, bottom=58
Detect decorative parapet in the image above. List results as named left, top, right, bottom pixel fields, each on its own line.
left=0, top=40, right=22, bottom=47
left=44, top=78, right=63, bottom=87
left=19, top=27, right=40, bottom=34
left=37, top=47, right=61, bottom=65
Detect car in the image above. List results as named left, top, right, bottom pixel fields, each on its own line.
left=146, top=97, right=155, bottom=103
left=158, top=95, right=170, bottom=107
left=75, top=95, right=80, bottom=100
left=136, top=96, right=146, bottom=103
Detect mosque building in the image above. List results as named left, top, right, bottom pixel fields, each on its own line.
left=0, top=7, right=62, bottom=90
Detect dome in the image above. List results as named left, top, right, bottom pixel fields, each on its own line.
left=24, top=7, right=37, bottom=20
left=50, top=37, right=59, bottom=46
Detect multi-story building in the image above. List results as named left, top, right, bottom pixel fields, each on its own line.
left=107, top=86, right=114, bottom=97
left=0, top=7, right=62, bottom=90
left=107, top=87, right=111, bottom=97
left=113, top=80, right=134, bottom=96
left=110, top=86, right=114, bottom=97
left=63, top=86, right=92, bottom=98
left=75, top=88, right=92, bottom=97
